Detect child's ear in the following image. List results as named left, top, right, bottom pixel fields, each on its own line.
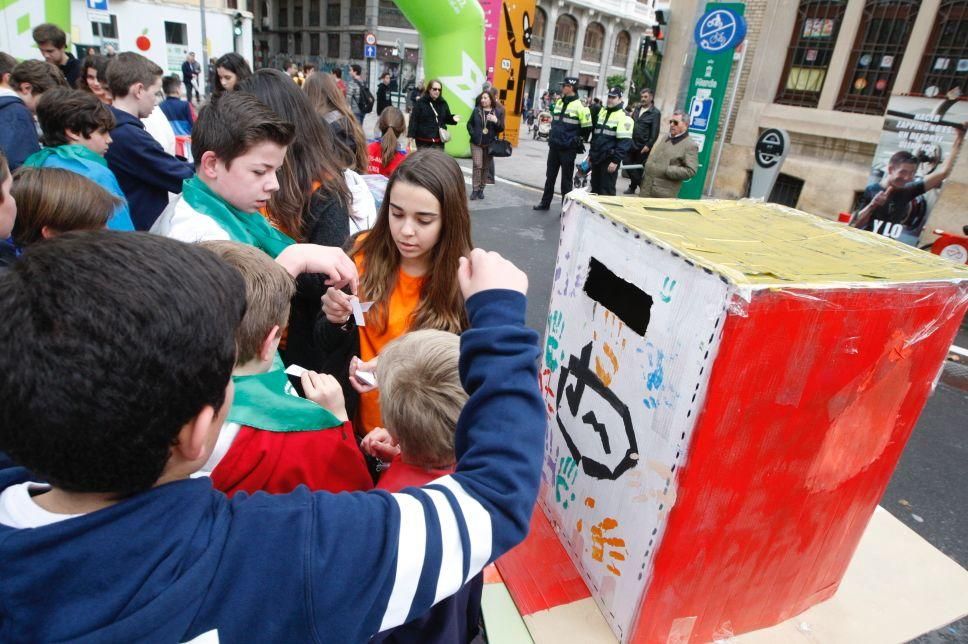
left=259, top=325, right=281, bottom=363
left=198, top=151, right=221, bottom=179
left=40, top=225, right=57, bottom=240
left=174, top=404, right=218, bottom=463
left=64, top=128, right=83, bottom=144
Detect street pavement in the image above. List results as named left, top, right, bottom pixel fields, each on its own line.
left=460, top=163, right=968, bottom=642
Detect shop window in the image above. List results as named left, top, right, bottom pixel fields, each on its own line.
left=835, top=0, right=921, bottom=115
left=164, top=21, right=187, bottom=46
left=745, top=171, right=805, bottom=209
left=553, top=14, right=577, bottom=58
left=913, top=0, right=968, bottom=97
left=91, top=15, right=118, bottom=39
left=775, top=1, right=846, bottom=107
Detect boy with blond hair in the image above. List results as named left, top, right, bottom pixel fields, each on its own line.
left=196, top=240, right=371, bottom=495
left=361, top=329, right=483, bottom=644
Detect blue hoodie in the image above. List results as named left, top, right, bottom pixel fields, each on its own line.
left=0, top=290, right=544, bottom=643
left=0, top=95, right=40, bottom=172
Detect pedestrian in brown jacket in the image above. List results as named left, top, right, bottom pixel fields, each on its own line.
left=640, top=110, right=699, bottom=198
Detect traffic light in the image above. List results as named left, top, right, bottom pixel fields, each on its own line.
left=233, top=12, right=243, bottom=37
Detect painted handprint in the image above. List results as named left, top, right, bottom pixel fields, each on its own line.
left=555, top=456, right=579, bottom=509
left=659, top=276, right=677, bottom=303
left=545, top=310, right=565, bottom=372
left=590, top=516, right=627, bottom=576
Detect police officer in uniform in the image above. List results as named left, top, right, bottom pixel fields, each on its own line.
left=533, top=77, right=592, bottom=210
left=589, top=87, right=633, bottom=196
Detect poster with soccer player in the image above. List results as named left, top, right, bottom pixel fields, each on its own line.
left=852, top=93, right=966, bottom=246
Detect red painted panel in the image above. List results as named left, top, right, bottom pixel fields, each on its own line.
left=632, top=284, right=968, bottom=643
left=496, top=501, right=592, bottom=616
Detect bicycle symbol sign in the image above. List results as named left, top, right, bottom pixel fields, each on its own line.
left=694, top=8, right=746, bottom=54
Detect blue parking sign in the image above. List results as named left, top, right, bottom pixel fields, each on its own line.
left=364, top=44, right=377, bottom=59
left=86, top=0, right=109, bottom=10
left=689, top=96, right=714, bottom=132
left=694, top=8, right=746, bottom=54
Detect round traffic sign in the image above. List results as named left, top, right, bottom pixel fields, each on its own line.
left=364, top=33, right=376, bottom=46
left=755, top=128, right=786, bottom=169
left=694, top=8, right=746, bottom=54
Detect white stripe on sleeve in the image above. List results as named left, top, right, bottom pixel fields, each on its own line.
left=432, top=476, right=493, bottom=584
left=378, top=493, right=427, bottom=632
left=424, top=488, right=465, bottom=605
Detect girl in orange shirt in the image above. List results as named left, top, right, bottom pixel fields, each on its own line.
left=318, top=149, right=473, bottom=434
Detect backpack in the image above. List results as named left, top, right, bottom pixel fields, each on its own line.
left=357, top=81, right=375, bottom=114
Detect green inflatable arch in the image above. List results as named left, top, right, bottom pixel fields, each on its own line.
left=395, top=0, right=485, bottom=158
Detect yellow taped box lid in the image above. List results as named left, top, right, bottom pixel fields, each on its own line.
left=570, top=194, right=968, bottom=290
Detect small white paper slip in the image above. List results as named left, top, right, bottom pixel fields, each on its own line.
left=355, top=370, right=377, bottom=386
left=284, top=364, right=308, bottom=378
left=351, top=297, right=375, bottom=327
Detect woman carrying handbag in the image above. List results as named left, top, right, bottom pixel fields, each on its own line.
left=466, top=91, right=504, bottom=200
left=407, top=79, right=460, bottom=150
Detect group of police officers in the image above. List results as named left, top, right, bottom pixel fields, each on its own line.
left=533, top=76, right=635, bottom=210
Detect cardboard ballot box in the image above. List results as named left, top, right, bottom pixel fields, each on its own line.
left=538, top=195, right=968, bottom=643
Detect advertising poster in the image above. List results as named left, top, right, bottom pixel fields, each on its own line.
left=852, top=95, right=967, bottom=245
left=492, top=0, right=535, bottom=146
left=478, top=0, right=501, bottom=81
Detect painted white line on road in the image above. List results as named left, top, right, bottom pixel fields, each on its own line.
left=459, top=165, right=542, bottom=193
left=950, top=345, right=968, bottom=358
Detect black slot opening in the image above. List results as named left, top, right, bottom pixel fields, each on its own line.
left=582, top=257, right=652, bottom=337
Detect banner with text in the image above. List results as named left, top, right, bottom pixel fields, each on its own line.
left=678, top=2, right=746, bottom=200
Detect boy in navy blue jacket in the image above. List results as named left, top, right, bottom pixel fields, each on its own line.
left=105, top=52, right=193, bottom=230
left=0, top=59, right=66, bottom=171
left=159, top=74, right=194, bottom=136
left=0, top=232, right=544, bottom=643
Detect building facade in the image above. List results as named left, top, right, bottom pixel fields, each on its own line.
left=524, top=0, right=656, bottom=101
left=656, top=0, right=967, bottom=235
left=252, top=0, right=420, bottom=88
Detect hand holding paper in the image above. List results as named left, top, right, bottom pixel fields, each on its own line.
left=299, top=370, right=349, bottom=422
left=349, top=356, right=378, bottom=393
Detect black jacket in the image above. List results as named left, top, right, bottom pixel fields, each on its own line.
left=407, top=95, right=457, bottom=142
left=282, top=191, right=352, bottom=388
left=631, top=105, right=662, bottom=155
left=376, top=83, right=392, bottom=115
left=466, top=107, right=504, bottom=146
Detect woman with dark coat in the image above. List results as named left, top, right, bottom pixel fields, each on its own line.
left=466, top=91, right=504, bottom=200
left=406, top=78, right=460, bottom=150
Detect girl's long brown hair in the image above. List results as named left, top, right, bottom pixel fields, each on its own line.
left=354, top=150, right=472, bottom=334
left=304, top=71, right=369, bottom=173
left=239, top=69, right=349, bottom=240
left=377, top=106, right=405, bottom=168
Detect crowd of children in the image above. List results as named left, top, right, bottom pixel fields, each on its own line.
left=0, top=32, right=543, bottom=644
